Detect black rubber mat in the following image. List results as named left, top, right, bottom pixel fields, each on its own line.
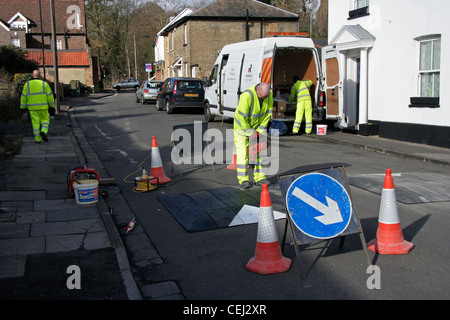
left=348, top=172, right=450, bottom=204
left=158, top=186, right=285, bottom=232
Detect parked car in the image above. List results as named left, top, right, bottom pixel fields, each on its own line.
left=113, top=78, right=141, bottom=90
left=136, top=80, right=163, bottom=104
left=156, top=77, right=204, bottom=114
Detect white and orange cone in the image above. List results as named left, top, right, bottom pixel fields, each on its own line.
left=246, top=184, right=292, bottom=274
left=227, top=145, right=237, bottom=170
left=367, top=169, right=414, bottom=254
left=150, top=136, right=171, bottom=184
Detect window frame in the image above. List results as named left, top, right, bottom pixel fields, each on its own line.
left=418, top=37, right=440, bottom=98
left=348, top=0, right=370, bottom=20
left=409, top=35, right=441, bottom=108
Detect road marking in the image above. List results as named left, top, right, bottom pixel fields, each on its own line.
left=95, top=125, right=112, bottom=140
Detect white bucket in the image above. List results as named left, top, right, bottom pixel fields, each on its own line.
left=316, top=124, right=327, bottom=135
left=73, top=179, right=99, bottom=205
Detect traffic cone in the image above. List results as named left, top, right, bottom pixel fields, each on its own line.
left=367, top=169, right=414, bottom=254
left=246, top=184, right=291, bottom=274
left=227, top=145, right=237, bottom=170
left=150, top=136, right=171, bottom=184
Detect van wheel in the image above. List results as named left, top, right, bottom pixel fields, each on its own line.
left=166, top=100, right=173, bottom=114
left=204, top=102, right=215, bottom=122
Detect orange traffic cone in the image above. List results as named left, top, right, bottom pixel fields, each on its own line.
left=246, top=184, right=291, bottom=274
left=150, top=136, right=171, bottom=184
left=227, top=145, right=237, bottom=170
left=367, top=169, right=414, bottom=254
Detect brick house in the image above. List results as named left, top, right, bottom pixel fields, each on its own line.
left=155, top=0, right=299, bottom=81
left=0, top=0, right=97, bottom=88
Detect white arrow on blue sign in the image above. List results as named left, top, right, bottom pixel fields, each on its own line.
left=286, top=173, right=352, bottom=239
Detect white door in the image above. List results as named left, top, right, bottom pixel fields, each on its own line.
left=222, top=52, right=245, bottom=117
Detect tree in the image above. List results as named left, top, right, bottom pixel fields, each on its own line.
left=0, top=46, right=38, bottom=75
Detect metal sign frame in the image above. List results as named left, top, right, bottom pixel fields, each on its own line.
left=278, top=165, right=371, bottom=279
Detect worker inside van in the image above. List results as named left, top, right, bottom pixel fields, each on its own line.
left=289, top=75, right=313, bottom=134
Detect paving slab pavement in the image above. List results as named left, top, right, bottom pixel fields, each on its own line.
left=0, top=93, right=141, bottom=300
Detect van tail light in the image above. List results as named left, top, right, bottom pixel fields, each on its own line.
left=173, top=81, right=177, bottom=94
left=319, top=91, right=325, bottom=107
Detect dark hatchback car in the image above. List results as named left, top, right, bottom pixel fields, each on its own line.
left=156, top=77, right=204, bottom=114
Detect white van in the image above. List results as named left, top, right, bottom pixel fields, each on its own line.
left=203, top=37, right=341, bottom=126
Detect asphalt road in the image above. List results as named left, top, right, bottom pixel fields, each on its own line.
left=72, top=91, right=450, bottom=300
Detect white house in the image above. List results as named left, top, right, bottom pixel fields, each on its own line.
left=328, top=0, right=449, bottom=148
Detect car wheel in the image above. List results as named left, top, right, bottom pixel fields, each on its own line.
left=204, top=102, right=215, bottom=122
left=156, top=99, right=163, bottom=111
left=115, top=86, right=121, bottom=90
left=135, top=86, right=140, bottom=90
left=166, top=100, right=173, bottom=114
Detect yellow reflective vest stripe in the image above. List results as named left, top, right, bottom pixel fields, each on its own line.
left=289, top=80, right=312, bottom=103
left=21, top=79, right=55, bottom=110
left=233, top=85, right=273, bottom=137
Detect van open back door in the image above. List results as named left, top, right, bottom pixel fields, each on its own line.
left=261, top=42, right=276, bottom=86
left=322, top=45, right=343, bottom=120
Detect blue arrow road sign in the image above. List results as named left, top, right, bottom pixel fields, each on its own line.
left=286, top=173, right=352, bottom=239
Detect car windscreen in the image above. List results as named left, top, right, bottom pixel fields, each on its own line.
left=146, top=82, right=163, bottom=89
left=177, top=81, right=202, bottom=90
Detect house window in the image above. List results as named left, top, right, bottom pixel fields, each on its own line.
left=410, top=35, right=441, bottom=108
left=355, top=0, right=369, bottom=9
left=419, top=37, right=440, bottom=97
left=57, top=39, right=63, bottom=50
left=348, top=0, right=370, bottom=20
left=184, top=25, right=187, bottom=45
left=10, top=38, right=20, bottom=47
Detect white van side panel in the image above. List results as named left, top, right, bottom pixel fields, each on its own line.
left=222, top=52, right=244, bottom=116
left=223, top=47, right=263, bottom=118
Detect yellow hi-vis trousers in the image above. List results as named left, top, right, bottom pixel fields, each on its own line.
left=234, top=133, right=266, bottom=184
left=293, top=99, right=312, bottom=134
left=29, top=110, right=50, bottom=142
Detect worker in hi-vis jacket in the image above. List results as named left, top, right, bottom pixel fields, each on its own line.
left=20, top=70, right=55, bottom=143
left=233, top=82, right=273, bottom=189
left=289, top=75, right=312, bottom=134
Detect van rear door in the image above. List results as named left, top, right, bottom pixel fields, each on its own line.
left=322, top=45, right=343, bottom=120
left=261, top=42, right=276, bottom=86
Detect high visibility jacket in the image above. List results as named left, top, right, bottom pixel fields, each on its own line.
left=289, top=80, right=312, bottom=103
left=234, top=85, right=273, bottom=137
left=20, top=79, right=55, bottom=111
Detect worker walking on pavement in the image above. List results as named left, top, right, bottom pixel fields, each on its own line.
left=289, top=75, right=313, bottom=134
left=20, top=70, right=55, bottom=143
left=233, top=82, right=273, bottom=189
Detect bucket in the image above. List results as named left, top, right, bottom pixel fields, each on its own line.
left=316, top=124, right=327, bottom=135
left=73, top=179, right=99, bottom=205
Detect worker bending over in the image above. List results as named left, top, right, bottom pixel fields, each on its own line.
left=233, top=82, right=273, bottom=189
